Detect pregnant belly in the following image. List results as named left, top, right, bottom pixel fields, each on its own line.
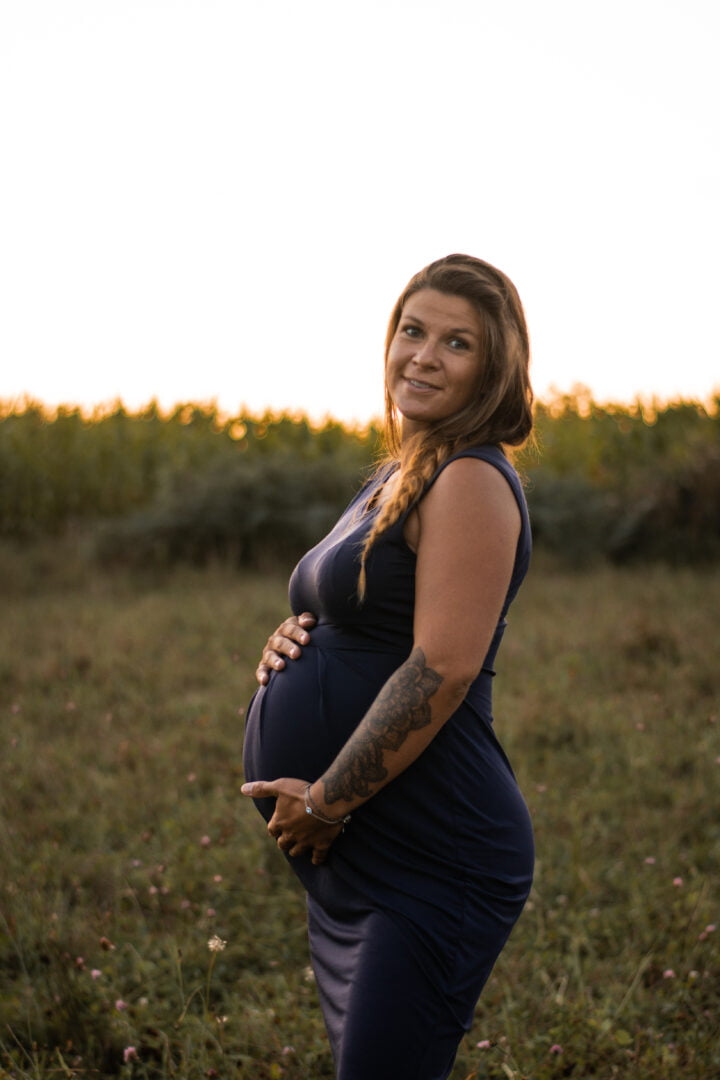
left=242, top=633, right=405, bottom=791
left=242, top=630, right=534, bottom=925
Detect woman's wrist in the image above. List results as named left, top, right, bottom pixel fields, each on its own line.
left=304, top=783, right=352, bottom=827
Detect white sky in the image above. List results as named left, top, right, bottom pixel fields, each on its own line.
left=1, top=0, right=718, bottom=424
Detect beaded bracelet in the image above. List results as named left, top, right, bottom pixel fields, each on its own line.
left=304, top=784, right=352, bottom=827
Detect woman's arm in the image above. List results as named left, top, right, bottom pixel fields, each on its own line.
left=242, top=458, right=520, bottom=859
left=311, top=456, right=520, bottom=818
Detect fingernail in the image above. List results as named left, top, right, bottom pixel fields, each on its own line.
left=241, top=783, right=251, bottom=794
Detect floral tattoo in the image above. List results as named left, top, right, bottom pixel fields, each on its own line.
left=322, top=647, right=443, bottom=804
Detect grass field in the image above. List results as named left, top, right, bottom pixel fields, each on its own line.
left=1, top=541, right=718, bottom=1079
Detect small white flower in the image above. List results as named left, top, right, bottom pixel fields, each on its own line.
left=207, top=934, right=227, bottom=952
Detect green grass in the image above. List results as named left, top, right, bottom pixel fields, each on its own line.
left=0, top=541, right=718, bottom=1078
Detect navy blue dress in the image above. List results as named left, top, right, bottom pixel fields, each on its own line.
left=243, top=445, right=534, bottom=1080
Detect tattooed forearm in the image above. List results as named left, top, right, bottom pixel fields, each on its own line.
left=323, top=646, right=443, bottom=804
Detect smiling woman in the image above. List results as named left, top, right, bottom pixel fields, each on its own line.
left=242, top=254, right=535, bottom=1080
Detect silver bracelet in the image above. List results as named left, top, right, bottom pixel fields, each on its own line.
left=304, top=784, right=352, bottom=827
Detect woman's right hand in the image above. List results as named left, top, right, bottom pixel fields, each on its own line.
left=256, top=612, right=317, bottom=685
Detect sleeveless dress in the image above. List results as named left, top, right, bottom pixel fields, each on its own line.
left=242, top=445, right=534, bottom=1080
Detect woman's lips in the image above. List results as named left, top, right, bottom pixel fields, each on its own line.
left=405, top=376, right=439, bottom=390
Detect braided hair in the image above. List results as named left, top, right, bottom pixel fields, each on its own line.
left=357, top=254, right=533, bottom=599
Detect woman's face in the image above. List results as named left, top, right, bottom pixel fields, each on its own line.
left=386, top=289, right=484, bottom=436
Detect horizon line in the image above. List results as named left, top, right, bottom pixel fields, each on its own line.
left=2, top=383, right=719, bottom=427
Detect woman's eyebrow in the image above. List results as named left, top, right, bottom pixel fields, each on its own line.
left=402, top=316, right=478, bottom=337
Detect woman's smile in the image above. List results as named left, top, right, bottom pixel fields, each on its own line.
left=405, top=376, right=440, bottom=391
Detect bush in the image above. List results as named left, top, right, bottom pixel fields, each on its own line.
left=94, top=454, right=366, bottom=568
left=524, top=471, right=620, bottom=565
left=608, top=444, right=720, bottom=563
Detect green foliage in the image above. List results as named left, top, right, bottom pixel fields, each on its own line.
left=0, top=399, right=380, bottom=544
left=518, top=391, right=720, bottom=564
left=94, top=454, right=369, bottom=570
left=0, top=551, right=718, bottom=1078
left=1, top=392, right=719, bottom=566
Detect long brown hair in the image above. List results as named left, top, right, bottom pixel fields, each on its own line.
left=358, top=253, right=533, bottom=598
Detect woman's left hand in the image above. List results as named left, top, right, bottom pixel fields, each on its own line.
left=241, top=778, right=345, bottom=865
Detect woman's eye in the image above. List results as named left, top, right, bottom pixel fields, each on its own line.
left=402, top=324, right=422, bottom=338
left=448, top=337, right=469, bottom=350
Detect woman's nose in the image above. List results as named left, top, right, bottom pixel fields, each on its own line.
left=412, top=338, right=440, bottom=368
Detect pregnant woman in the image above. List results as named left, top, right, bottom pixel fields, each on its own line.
left=242, top=253, right=535, bottom=1080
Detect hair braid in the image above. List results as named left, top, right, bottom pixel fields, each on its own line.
left=356, top=253, right=533, bottom=602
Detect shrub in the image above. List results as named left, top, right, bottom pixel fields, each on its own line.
left=608, top=444, right=720, bottom=563
left=94, top=454, right=365, bottom=568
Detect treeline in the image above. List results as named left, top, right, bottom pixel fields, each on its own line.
left=528, top=391, right=720, bottom=563
left=0, top=400, right=380, bottom=567
left=1, top=393, right=719, bottom=566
